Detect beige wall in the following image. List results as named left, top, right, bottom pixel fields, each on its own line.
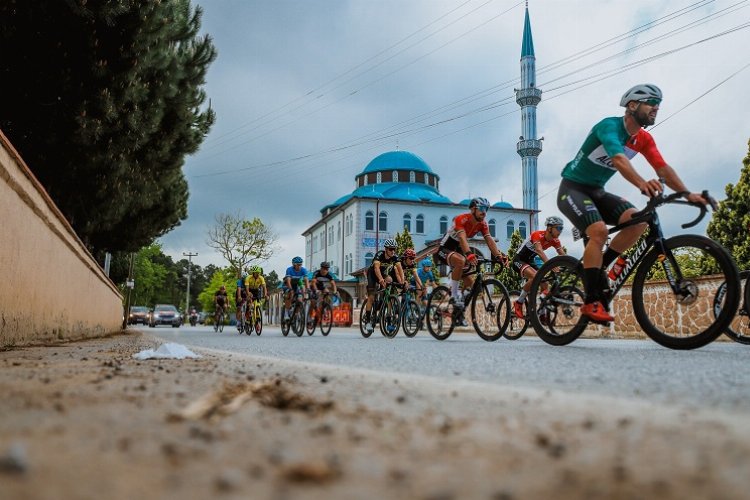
left=0, top=130, right=123, bottom=346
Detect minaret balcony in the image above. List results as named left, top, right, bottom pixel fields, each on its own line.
left=516, top=139, right=543, bottom=157
left=515, top=87, right=542, bottom=107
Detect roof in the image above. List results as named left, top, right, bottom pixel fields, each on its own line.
left=493, top=201, right=513, bottom=208
left=521, top=7, right=535, bottom=58
left=320, top=183, right=453, bottom=213
left=361, top=151, right=436, bottom=176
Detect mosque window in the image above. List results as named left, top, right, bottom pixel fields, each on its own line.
left=376, top=172, right=382, bottom=183
left=365, top=211, right=374, bottom=231
left=379, top=211, right=388, bottom=231
left=365, top=252, right=373, bottom=269
left=328, top=226, right=334, bottom=245
left=403, top=213, right=411, bottom=232
left=344, top=254, right=350, bottom=274
left=337, top=221, right=341, bottom=241
left=488, top=219, right=496, bottom=238
left=363, top=175, right=368, bottom=186
left=416, top=172, right=425, bottom=183
left=506, top=220, right=515, bottom=239
left=416, top=214, right=424, bottom=234
left=519, top=221, right=527, bottom=239
left=392, top=171, right=398, bottom=182
left=410, top=171, right=415, bottom=182
left=440, top=216, right=448, bottom=234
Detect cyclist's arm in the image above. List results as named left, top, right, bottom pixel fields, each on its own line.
left=374, top=261, right=386, bottom=285
left=394, top=262, right=406, bottom=284
left=484, top=233, right=507, bottom=260
left=412, top=269, right=423, bottom=289
left=612, top=154, right=661, bottom=198
left=455, top=230, right=471, bottom=254
left=533, top=242, right=549, bottom=263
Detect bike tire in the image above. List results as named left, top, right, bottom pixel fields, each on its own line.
left=632, top=234, right=740, bottom=350
left=504, top=290, right=528, bottom=340
left=401, top=300, right=421, bottom=338
left=716, top=270, right=750, bottom=344
left=528, top=256, right=588, bottom=346
left=471, top=277, right=510, bottom=342
left=359, top=302, right=373, bottom=338
left=218, top=313, right=224, bottom=333
left=306, top=305, right=317, bottom=336
left=254, top=305, right=263, bottom=336
left=425, top=285, right=455, bottom=341
left=380, top=296, right=401, bottom=338
left=292, top=303, right=305, bottom=337
left=320, top=303, right=333, bottom=336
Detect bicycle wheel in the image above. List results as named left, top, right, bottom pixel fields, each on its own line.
left=380, top=296, right=401, bottom=338
left=281, top=310, right=290, bottom=337
left=504, top=290, right=528, bottom=340
left=291, top=303, right=305, bottom=337
left=716, top=270, right=749, bottom=344
left=319, top=303, right=333, bottom=336
left=213, top=316, right=219, bottom=332
left=359, top=302, right=374, bottom=338
left=254, top=305, right=263, bottom=335
left=306, top=305, right=317, bottom=335
left=218, top=313, right=225, bottom=333
left=471, top=277, right=510, bottom=342
left=528, top=256, right=588, bottom=346
left=425, top=285, right=455, bottom=341
left=401, top=300, right=421, bottom=338
left=633, top=235, right=740, bottom=350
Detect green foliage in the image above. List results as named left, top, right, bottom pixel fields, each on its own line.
left=395, top=227, right=415, bottom=255
left=707, top=139, right=750, bottom=271
left=265, top=270, right=282, bottom=293
left=198, top=269, right=236, bottom=314
left=0, top=0, right=216, bottom=253
left=496, top=230, right=524, bottom=291
left=207, top=212, right=278, bottom=274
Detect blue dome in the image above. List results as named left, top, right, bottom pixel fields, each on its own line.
left=362, top=151, right=435, bottom=176
left=493, top=201, right=513, bottom=208
left=458, top=198, right=471, bottom=206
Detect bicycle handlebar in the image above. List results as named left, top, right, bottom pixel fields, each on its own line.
left=630, top=185, right=714, bottom=230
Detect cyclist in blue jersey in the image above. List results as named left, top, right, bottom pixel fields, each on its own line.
left=415, top=258, right=435, bottom=307
left=558, top=84, right=708, bottom=323
left=235, top=269, right=248, bottom=329
left=283, top=256, right=309, bottom=320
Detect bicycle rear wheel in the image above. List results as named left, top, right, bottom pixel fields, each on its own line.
left=306, top=305, right=317, bottom=335
left=528, top=256, right=588, bottom=346
left=291, top=303, right=305, bottom=337
left=504, top=290, right=528, bottom=340
left=218, top=313, right=225, bottom=333
left=359, top=302, right=374, bottom=338
left=633, top=235, right=740, bottom=350
left=471, top=277, right=510, bottom=342
left=319, top=303, right=333, bottom=336
left=715, top=270, right=749, bottom=344
left=425, top=286, right=455, bottom=341
left=401, top=300, right=421, bottom=338
left=254, top=305, right=263, bottom=335
left=380, top=296, right=401, bottom=338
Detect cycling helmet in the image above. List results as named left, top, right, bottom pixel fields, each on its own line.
left=402, top=248, right=416, bottom=259
left=469, top=197, right=490, bottom=209
left=320, top=261, right=330, bottom=269
left=620, top=84, right=662, bottom=107
left=250, top=265, right=262, bottom=274
left=421, top=258, right=433, bottom=268
left=544, top=216, right=564, bottom=227
left=292, top=256, right=303, bottom=264
left=383, top=238, right=397, bottom=249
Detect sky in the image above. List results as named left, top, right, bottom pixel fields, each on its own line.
left=160, top=0, right=750, bottom=278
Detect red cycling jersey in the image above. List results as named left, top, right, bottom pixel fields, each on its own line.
left=516, top=230, right=562, bottom=263
left=441, top=213, right=489, bottom=245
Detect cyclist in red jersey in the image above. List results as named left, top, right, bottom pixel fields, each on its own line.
left=511, top=216, right=567, bottom=318
left=436, top=197, right=508, bottom=309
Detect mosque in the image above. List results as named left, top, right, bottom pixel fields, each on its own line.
left=300, top=4, right=542, bottom=306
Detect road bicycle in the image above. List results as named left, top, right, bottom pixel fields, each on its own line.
left=282, top=287, right=309, bottom=337
left=715, top=270, right=749, bottom=344
left=527, top=187, right=740, bottom=350
left=242, top=297, right=263, bottom=336
left=400, top=285, right=425, bottom=338
left=306, top=290, right=335, bottom=336
left=359, top=281, right=403, bottom=339
left=213, top=308, right=225, bottom=333
left=425, top=257, right=511, bottom=342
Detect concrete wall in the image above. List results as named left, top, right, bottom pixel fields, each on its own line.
left=0, top=130, right=123, bottom=346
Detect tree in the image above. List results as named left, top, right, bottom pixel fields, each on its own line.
left=207, top=212, right=279, bottom=274
left=496, top=230, right=524, bottom=292
left=198, top=269, right=236, bottom=314
left=395, top=227, right=415, bottom=254
left=0, top=1, right=216, bottom=253
left=129, top=244, right=171, bottom=307
left=265, top=270, right=282, bottom=294
left=707, top=139, right=750, bottom=271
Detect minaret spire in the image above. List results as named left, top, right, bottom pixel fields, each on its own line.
left=516, top=1, right=542, bottom=229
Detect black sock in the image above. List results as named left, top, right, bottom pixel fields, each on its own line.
left=602, top=247, right=619, bottom=269
left=583, top=267, right=601, bottom=304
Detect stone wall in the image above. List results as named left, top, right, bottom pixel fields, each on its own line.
left=0, top=130, right=123, bottom=346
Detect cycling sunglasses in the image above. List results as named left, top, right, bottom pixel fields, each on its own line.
left=476, top=205, right=489, bottom=213
left=638, top=98, right=661, bottom=106
left=554, top=225, right=564, bottom=231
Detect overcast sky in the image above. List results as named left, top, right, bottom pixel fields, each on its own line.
left=159, top=0, right=750, bottom=278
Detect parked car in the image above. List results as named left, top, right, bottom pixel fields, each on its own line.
left=148, top=304, right=181, bottom=328
left=128, top=306, right=149, bottom=325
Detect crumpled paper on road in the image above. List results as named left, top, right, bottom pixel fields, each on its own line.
left=133, top=343, right=202, bottom=360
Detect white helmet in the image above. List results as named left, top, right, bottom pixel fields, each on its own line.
left=382, top=239, right=397, bottom=249
left=545, top=216, right=564, bottom=227
left=620, top=84, right=662, bottom=107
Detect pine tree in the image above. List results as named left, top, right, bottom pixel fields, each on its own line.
left=496, top=230, right=524, bottom=291
left=0, top=1, right=216, bottom=253
left=707, top=139, right=750, bottom=271
left=395, top=227, right=415, bottom=255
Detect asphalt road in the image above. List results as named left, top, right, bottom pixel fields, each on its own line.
left=143, top=324, right=750, bottom=415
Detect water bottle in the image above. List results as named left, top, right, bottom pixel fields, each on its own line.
left=608, top=256, right=627, bottom=281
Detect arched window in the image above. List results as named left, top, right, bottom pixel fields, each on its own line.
left=506, top=220, right=515, bottom=239
left=416, top=214, right=424, bottom=234
left=519, top=221, right=527, bottom=239
left=488, top=219, right=496, bottom=238
left=363, top=175, right=368, bottom=186
left=376, top=172, right=382, bottom=183
left=403, top=213, right=412, bottom=232
left=379, top=211, right=388, bottom=231
left=410, top=171, right=415, bottom=182
left=365, top=252, right=373, bottom=269
left=392, top=171, right=398, bottom=182
left=440, top=216, right=448, bottom=235
left=365, top=211, right=374, bottom=231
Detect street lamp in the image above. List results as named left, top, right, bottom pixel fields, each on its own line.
left=183, top=252, right=198, bottom=315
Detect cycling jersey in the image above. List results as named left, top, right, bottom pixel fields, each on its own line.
left=515, top=230, right=562, bottom=264
left=312, top=270, right=335, bottom=291
left=417, top=269, right=435, bottom=284
left=366, top=250, right=399, bottom=290
left=245, top=275, right=266, bottom=290
left=236, top=277, right=246, bottom=289
left=284, top=266, right=307, bottom=290
left=214, top=290, right=228, bottom=305
left=561, top=116, right=667, bottom=187
left=441, top=213, right=490, bottom=245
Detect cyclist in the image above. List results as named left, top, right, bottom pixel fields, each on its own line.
left=311, top=261, right=338, bottom=310
left=214, top=284, right=228, bottom=323
left=283, top=256, right=309, bottom=321
left=234, top=269, right=248, bottom=330
left=399, top=248, right=423, bottom=296
left=416, top=258, right=436, bottom=308
left=557, top=83, right=708, bottom=323
left=512, top=216, right=566, bottom=318
left=436, top=197, right=508, bottom=309
left=244, top=265, right=266, bottom=320
left=362, top=239, right=401, bottom=334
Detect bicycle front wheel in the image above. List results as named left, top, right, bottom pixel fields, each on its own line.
left=380, top=296, right=401, bottom=339
left=504, top=290, right=528, bottom=340
left=633, top=235, right=740, bottom=350
left=359, top=302, right=373, bottom=338
left=306, top=306, right=317, bottom=336
left=218, top=313, right=225, bottom=333
left=319, top=303, right=333, bottom=336
left=401, top=300, right=421, bottom=338
left=528, top=256, right=588, bottom=346
left=470, top=278, right=510, bottom=342
left=425, top=286, right=455, bottom=341
left=254, top=306, right=263, bottom=335
left=291, top=303, right=305, bottom=337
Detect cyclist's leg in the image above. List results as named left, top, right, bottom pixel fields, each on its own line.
left=447, top=252, right=466, bottom=303
left=594, top=191, right=641, bottom=268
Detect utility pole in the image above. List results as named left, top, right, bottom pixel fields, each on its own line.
left=183, top=252, right=198, bottom=315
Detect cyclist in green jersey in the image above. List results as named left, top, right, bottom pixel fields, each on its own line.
left=557, top=84, right=708, bottom=323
